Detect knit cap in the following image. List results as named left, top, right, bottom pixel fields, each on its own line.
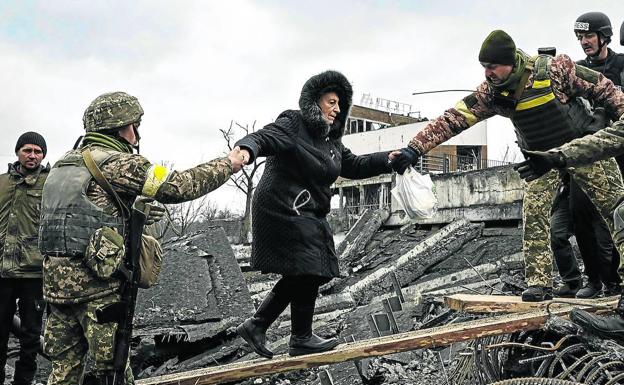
left=479, top=30, right=516, bottom=65
left=15, top=131, right=47, bottom=157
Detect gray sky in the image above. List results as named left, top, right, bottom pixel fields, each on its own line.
left=2, top=0, right=623, bottom=211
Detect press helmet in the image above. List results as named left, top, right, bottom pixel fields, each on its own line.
left=83, top=91, right=144, bottom=133
left=574, top=12, right=613, bottom=42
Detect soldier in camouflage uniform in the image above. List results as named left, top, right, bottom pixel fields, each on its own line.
left=516, top=116, right=624, bottom=339
left=392, top=30, right=624, bottom=302
left=39, top=91, right=246, bottom=385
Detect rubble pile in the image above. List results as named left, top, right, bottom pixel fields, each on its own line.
left=5, top=215, right=624, bottom=385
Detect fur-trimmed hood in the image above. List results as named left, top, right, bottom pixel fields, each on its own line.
left=298, top=70, right=353, bottom=139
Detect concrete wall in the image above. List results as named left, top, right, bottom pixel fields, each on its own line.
left=387, top=164, right=524, bottom=225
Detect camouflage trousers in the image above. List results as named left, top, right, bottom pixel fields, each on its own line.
left=523, top=157, right=624, bottom=287
left=44, top=294, right=134, bottom=385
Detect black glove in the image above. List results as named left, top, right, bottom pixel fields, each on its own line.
left=585, top=107, right=608, bottom=134
left=514, top=149, right=566, bottom=182
left=391, top=147, right=421, bottom=175
left=134, top=197, right=166, bottom=225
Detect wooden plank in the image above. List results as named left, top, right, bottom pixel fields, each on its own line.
left=135, top=299, right=617, bottom=385
left=444, top=293, right=619, bottom=313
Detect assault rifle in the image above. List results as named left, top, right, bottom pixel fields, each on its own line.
left=94, top=202, right=149, bottom=385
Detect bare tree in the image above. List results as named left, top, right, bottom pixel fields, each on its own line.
left=220, top=120, right=265, bottom=243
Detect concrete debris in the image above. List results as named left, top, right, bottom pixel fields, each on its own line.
left=9, top=204, right=624, bottom=385
left=336, top=208, right=389, bottom=273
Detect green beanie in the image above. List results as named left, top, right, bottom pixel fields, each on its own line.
left=479, top=30, right=516, bottom=65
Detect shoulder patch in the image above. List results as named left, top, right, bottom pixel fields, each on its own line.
left=575, top=64, right=600, bottom=84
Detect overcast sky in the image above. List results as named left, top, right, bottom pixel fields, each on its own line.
left=2, top=1, right=623, bottom=212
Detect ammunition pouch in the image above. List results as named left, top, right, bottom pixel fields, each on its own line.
left=138, top=234, right=162, bottom=289
left=84, top=227, right=125, bottom=280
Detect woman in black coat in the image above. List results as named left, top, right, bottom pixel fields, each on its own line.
left=235, top=70, right=398, bottom=357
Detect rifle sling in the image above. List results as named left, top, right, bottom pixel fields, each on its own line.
left=81, top=147, right=130, bottom=221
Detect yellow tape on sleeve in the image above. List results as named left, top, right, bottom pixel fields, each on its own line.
left=454, top=100, right=479, bottom=127
left=141, top=164, right=171, bottom=197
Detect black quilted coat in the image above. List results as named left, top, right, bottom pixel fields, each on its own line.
left=235, top=70, right=391, bottom=278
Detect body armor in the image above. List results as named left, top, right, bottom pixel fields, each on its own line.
left=510, top=55, right=593, bottom=151
left=39, top=148, right=125, bottom=257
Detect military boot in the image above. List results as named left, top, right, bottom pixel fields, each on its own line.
left=553, top=280, right=582, bottom=298
left=570, top=307, right=624, bottom=342
left=521, top=286, right=553, bottom=302
left=236, top=292, right=290, bottom=359
left=576, top=281, right=603, bottom=299
left=288, top=302, right=339, bottom=356
left=604, top=282, right=622, bottom=297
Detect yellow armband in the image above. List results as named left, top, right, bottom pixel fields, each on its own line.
left=141, top=164, right=171, bottom=198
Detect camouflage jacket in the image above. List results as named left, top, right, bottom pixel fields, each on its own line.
left=407, top=53, right=624, bottom=154
left=43, top=145, right=232, bottom=304
left=556, top=117, right=624, bottom=167
left=0, top=162, right=49, bottom=279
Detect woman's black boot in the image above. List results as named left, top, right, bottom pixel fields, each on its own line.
left=236, top=292, right=289, bottom=358
left=288, top=302, right=339, bottom=356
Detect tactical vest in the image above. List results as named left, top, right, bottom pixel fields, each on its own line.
left=509, top=55, right=593, bottom=151
left=578, top=49, right=624, bottom=87
left=39, top=148, right=125, bottom=257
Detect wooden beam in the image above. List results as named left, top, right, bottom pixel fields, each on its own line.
left=135, top=300, right=617, bottom=385
left=444, top=294, right=619, bottom=314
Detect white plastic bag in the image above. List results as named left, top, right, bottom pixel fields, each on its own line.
left=391, top=167, right=437, bottom=221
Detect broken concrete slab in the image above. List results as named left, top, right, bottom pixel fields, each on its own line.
left=346, top=219, right=484, bottom=303
left=343, top=220, right=470, bottom=297
left=319, top=361, right=364, bottom=385
left=135, top=237, right=220, bottom=330
left=394, top=252, right=523, bottom=302
left=191, top=226, right=255, bottom=320
left=135, top=227, right=254, bottom=337
left=336, top=208, right=389, bottom=272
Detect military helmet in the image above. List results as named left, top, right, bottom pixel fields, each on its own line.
left=574, top=12, right=613, bottom=39
left=83, top=91, right=144, bottom=133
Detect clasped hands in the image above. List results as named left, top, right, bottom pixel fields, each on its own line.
left=227, top=146, right=252, bottom=173
left=389, top=147, right=421, bottom=174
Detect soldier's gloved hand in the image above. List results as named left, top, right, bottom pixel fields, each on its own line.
left=145, top=204, right=166, bottom=225
left=618, top=293, right=624, bottom=317
left=391, top=147, right=421, bottom=175
left=134, top=197, right=166, bottom=225
left=514, top=149, right=566, bottom=182
left=586, top=107, right=608, bottom=133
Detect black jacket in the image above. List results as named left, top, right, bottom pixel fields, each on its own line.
left=236, top=71, right=391, bottom=278
left=577, top=48, right=624, bottom=87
